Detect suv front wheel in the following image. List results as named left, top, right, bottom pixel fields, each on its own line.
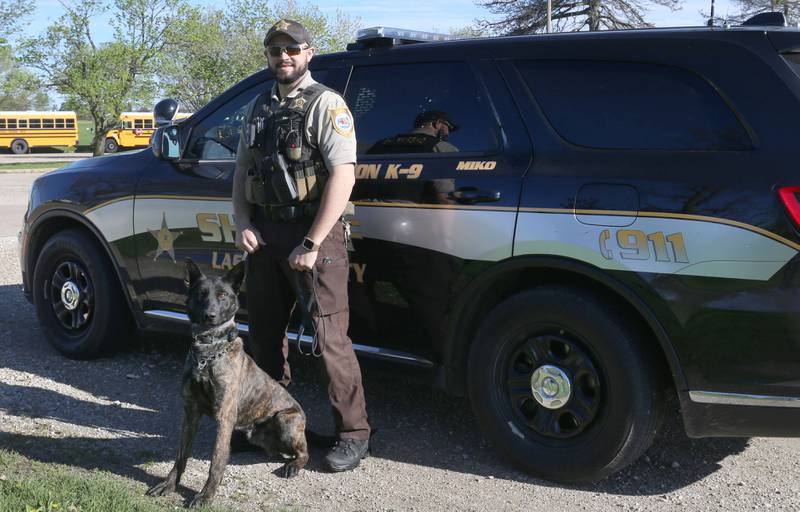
left=468, top=286, right=666, bottom=482
left=32, top=229, right=132, bottom=358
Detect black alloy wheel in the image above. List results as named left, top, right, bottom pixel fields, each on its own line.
left=469, top=286, right=666, bottom=483
left=505, top=330, right=602, bottom=440
left=32, top=229, right=132, bottom=358
left=47, top=260, right=94, bottom=332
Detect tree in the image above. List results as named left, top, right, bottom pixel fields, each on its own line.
left=729, top=0, right=800, bottom=25
left=477, top=0, right=682, bottom=34
left=0, top=45, right=49, bottom=110
left=157, top=0, right=359, bottom=111
left=0, top=0, right=48, bottom=110
left=20, top=0, right=183, bottom=155
left=0, top=0, right=34, bottom=37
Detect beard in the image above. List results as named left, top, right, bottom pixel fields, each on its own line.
left=273, top=60, right=308, bottom=85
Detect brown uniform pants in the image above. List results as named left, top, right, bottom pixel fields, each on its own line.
left=245, top=214, right=370, bottom=441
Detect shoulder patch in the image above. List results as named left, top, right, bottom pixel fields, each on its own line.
left=328, top=107, right=354, bottom=137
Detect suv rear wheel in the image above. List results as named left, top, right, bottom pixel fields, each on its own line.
left=468, top=286, right=666, bottom=482
left=32, top=229, right=132, bottom=358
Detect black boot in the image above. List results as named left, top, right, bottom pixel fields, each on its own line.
left=323, top=438, right=369, bottom=472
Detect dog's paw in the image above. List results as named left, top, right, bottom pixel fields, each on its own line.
left=282, top=462, right=301, bottom=478
left=146, top=479, right=175, bottom=497
left=188, top=492, right=212, bottom=508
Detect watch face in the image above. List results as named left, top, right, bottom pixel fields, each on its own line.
left=302, top=238, right=314, bottom=250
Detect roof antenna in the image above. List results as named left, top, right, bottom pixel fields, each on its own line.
left=707, top=0, right=716, bottom=26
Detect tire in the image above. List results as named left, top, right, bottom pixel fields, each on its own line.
left=468, top=286, right=666, bottom=483
left=32, top=229, right=132, bottom=358
left=11, top=138, right=28, bottom=154
left=104, top=138, right=119, bottom=153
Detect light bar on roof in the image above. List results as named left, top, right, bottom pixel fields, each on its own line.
left=356, top=26, right=457, bottom=43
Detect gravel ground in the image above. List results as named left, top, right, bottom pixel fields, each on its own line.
left=2, top=231, right=800, bottom=511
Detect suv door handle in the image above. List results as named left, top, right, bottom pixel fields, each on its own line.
left=448, top=187, right=501, bottom=204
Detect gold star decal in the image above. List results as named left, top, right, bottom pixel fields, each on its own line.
left=149, top=212, right=182, bottom=262
left=275, top=20, right=290, bottom=31
left=291, top=97, right=307, bottom=109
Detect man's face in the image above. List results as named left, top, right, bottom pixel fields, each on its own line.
left=265, top=34, right=315, bottom=85
left=433, top=120, right=452, bottom=141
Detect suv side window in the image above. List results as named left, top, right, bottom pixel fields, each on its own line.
left=185, top=69, right=333, bottom=161
left=186, top=81, right=273, bottom=160
left=345, top=62, right=500, bottom=155
left=516, top=60, right=752, bottom=151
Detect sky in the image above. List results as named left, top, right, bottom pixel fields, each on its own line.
left=23, top=0, right=740, bottom=43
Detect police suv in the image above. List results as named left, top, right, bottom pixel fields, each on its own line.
left=19, top=16, right=800, bottom=482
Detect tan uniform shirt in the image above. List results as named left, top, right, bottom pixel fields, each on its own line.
left=236, top=72, right=356, bottom=173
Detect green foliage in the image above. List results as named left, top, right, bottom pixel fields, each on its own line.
left=19, top=0, right=182, bottom=155
left=158, top=0, right=359, bottom=110
left=0, top=0, right=34, bottom=39
left=0, top=449, right=227, bottom=512
left=0, top=43, right=49, bottom=110
left=448, top=25, right=487, bottom=38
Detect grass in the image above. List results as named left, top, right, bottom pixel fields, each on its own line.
left=0, top=449, right=230, bottom=512
left=77, top=120, right=95, bottom=148
left=0, top=162, right=71, bottom=171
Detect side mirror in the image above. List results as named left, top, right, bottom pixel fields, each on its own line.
left=154, top=98, right=180, bottom=127
left=151, top=125, right=181, bottom=160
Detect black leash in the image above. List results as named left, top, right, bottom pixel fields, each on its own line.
left=293, top=266, right=324, bottom=357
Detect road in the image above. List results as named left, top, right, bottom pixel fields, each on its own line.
left=2, top=171, right=800, bottom=511
left=0, top=152, right=92, bottom=164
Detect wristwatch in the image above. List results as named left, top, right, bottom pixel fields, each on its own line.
left=301, top=236, right=320, bottom=252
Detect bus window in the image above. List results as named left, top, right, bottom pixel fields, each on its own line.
left=8, top=120, right=16, bottom=129
left=56, top=119, right=65, bottom=128
left=30, top=119, right=41, bottom=129
left=18, top=120, right=27, bottom=128
left=124, top=121, right=132, bottom=129
left=43, top=119, right=54, bottom=129
left=144, top=119, right=153, bottom=129
left=134, top=119, right=144, bottom=129
left=0, top=119, right=5, bottom=129
left=66, top=119, right=75, bottom=128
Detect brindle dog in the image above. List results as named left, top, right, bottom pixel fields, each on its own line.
left=147, top=258, right=308, bottom=508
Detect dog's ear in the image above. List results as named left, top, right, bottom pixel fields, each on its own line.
left=224, top=260, right=246, bottom=293
left=184, top=258, right=203, bottom=289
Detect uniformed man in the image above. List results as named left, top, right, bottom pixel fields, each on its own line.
left=232, top=19, right=370, bottom=472
left=367, top=110, right=459, bottom=154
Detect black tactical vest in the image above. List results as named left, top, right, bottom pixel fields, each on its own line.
left=245, top=82, right=334, bottom=205
left=366, top=132, right=441, bottom=155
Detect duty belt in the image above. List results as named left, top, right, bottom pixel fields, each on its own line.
left=258, top=202, right=320, bottom=222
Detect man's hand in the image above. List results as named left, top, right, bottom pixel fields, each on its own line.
left=236, top=226, right=265, bottom=254
left=288, top=245, right=318, bottom=272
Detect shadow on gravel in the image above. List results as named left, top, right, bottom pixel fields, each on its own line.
left=0, top=282, right=749, bottom=496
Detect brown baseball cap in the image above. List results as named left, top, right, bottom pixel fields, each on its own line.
left=264, top=19, right=311, bottom=46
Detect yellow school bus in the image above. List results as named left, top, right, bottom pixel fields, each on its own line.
left=0, top=111, right=79, bottom=154
left=104, top=111, right=191, bottom=153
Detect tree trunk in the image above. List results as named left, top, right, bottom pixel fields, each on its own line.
left=91, top=129, right=106, bottom=157
left=588, top=0, right=601, bottom=30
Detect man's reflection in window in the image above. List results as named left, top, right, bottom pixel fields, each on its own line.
left=367, top=110, right=459, bottom=154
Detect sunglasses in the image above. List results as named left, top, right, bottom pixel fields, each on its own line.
left=264, top=44, right=308, bottom=57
